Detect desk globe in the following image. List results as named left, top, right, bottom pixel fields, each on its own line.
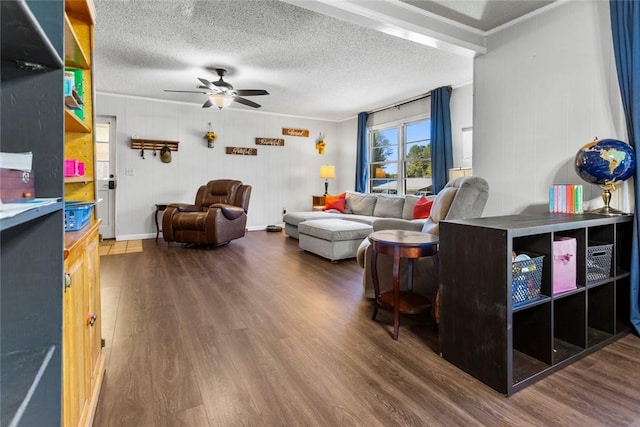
left=575, top=138, right=636, bottom=215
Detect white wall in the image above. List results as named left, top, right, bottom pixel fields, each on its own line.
left=450, top=82, right=473, bottom=168
left=474, top=1, right=629, bottom=217
left=97, top=83, right=473, bottom=240
left=96, top=94, right=339, bottom=239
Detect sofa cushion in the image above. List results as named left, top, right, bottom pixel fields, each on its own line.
left=283, top=211, right=345, bottom=227
left=428, top=187, right=457, bottom=223
left=373, top=194, right=405, bottom=218
left=298, top=219, right=372, bottom=242
left=413, top=196, right=433, bottom=219
left=345, top=192, right=377, bottom=215
left=402, top=195, right=421, bottom=219
left=323, top=192, right=346, bottom=212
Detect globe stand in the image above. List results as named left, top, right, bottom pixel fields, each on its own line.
left=589, top=188, right=627, bottom=216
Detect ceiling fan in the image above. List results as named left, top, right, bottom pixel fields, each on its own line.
left=164, top=68, right=269, bottom=109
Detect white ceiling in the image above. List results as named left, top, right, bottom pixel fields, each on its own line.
left=399, top=0, right=555, bottom=32
left=93, top=0, right=555, bottom=121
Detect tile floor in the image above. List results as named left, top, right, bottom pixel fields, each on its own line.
left=99, top=239, right=143, bottom=256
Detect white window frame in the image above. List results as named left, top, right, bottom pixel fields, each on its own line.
left=367, top=114, right=431, bottom=195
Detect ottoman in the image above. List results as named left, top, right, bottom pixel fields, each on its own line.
left=298, top=219, right=373, bottom=261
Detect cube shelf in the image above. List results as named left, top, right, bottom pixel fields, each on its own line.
left=439, top=213, right=632, bottom=395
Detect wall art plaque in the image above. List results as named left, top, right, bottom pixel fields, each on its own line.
left=226, top=146, right=257, bottom=156
left=282, top=128, right=309, bottom=137
left=255, top=138, right=284, bottom=146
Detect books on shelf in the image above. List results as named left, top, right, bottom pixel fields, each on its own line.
left=549, top=184, right=583, bottom=214
left=64, top=68, right=84, bottom=120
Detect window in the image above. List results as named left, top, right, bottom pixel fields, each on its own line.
left=95, top=122, right=110, bottom=180
left=368, top=119, right=431, bottom=195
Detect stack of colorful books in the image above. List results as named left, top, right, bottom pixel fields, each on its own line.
left=549, top=184, right=584, bottom=213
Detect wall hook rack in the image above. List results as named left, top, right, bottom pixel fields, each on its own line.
left=130, top=138, right=180, bottom=153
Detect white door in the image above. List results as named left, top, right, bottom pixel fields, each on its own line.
left=95, top=116, right=116, bottom=239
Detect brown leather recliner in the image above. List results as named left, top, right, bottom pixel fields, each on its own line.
left=162, top=179, right=252, bottom=246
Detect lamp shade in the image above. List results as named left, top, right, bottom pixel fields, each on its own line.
left=320, top=165, right=335, bottom=179
left=208, top=94, right=235, bottom=109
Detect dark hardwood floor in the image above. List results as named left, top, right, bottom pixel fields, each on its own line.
left=93, top=231, right=640, bottom=426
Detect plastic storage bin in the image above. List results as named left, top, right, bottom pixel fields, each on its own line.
left=552, top=237, right=577, bottom=294
left=64, top=202, right=93, bottom=231
left=64, top=159, right=85, bottom=177
left=587, top=243, right=613, bottom=282
left=512, top=253, right=544, bottom=306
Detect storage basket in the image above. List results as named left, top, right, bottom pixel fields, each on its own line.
left=512, top=253, right=544, bottom=305
left=587, top=243, right=613, bottom=282
left=64, top=202, right=93, bottom=231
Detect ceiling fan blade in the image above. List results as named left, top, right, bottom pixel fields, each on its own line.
left=234, top=96, right=261, bottom=108
left=202, top=99, right=213, bottom=108
left=236, top=89, right=269, bottom=96
left=164, top=89, right=209, bottom=94
left=197, top=77, right=214, bottom=90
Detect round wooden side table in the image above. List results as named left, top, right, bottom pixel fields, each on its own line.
left=369, top=229, right=439, bottom=340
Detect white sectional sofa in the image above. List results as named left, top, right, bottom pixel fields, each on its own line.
left=283, top=192, right=430, bottom=260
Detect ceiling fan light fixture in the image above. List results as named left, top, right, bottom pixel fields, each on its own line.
left=166, top=69, right=267, bottom=109
left=208, top=93, right=235, bottom=109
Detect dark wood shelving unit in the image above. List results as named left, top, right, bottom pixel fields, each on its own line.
left=0, top=1, right=63, bottom=69
left=439, top=213, right=632, bottom=396
left=0, top=346, right=56, bottom=427
left=1, top=1, right=65, bottom=425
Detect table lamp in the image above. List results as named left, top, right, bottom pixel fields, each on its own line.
left=320, top=165, right=335, bottom=195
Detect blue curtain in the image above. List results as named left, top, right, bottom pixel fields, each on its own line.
left=355, top=112, right=369, bottom=192
left=610, top=0, right=640, bottom=334
left=430, top=86, right=453, bottom=194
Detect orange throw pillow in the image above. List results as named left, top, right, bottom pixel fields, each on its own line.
left=324, top=192, right=346, bottom=213
left=413, top=196, right=433, bottom=219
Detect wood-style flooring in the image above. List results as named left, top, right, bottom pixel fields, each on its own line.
left=93, top=231, right=640, bottom=426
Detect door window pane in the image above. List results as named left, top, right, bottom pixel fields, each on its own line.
left=95, top=123, right=110, bottom=180
left=96, top=142, right=109, bottom=162
left=96, top=123, right=109, bottom=143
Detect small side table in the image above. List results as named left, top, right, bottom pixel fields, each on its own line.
left=155, top=204, right=168, bottom=241
left=369, top=230, right=439, bottom=340
left=312, top=195, right=325, bottom=211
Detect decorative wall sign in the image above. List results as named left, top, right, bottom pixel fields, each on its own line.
left=255, top=138, right=284, bottom=146
left=282, top=128, right=309, bottom=137
left=226, top=146, right=257, bottom=156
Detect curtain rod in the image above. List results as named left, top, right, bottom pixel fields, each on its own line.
left=368, top=93, right=430, bottom=115
left=367, top=85, right=453, bottom=115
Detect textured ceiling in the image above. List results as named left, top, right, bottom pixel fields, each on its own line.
left=93, top=0, right=553, bottom=121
